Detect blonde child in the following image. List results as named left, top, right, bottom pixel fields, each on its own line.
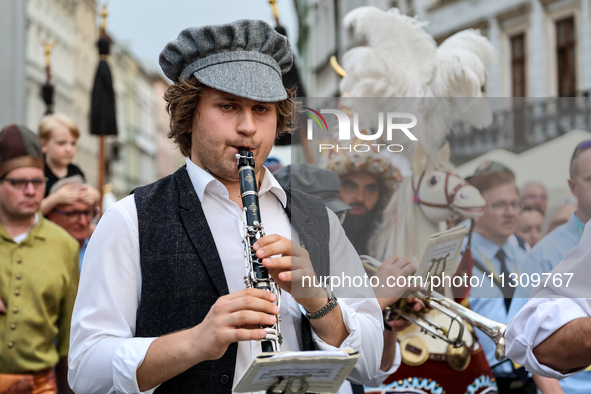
left=39, top=114, right=99, bottom=215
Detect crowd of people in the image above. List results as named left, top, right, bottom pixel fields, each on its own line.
left=0, top=118, right=98, bottom=394
left=1, top=15, right=590, bottom=394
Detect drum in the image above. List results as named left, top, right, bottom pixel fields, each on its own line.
left=365, top=347, right=497, bottom=394
left=365, top=310, right=498, bottom=394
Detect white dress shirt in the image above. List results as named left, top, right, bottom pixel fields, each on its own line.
left=505, top=215, right=591, bottom=380
left=69, top=159, right=389, bottom=394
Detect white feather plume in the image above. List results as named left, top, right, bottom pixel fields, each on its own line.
left=339, top=7, right=497, bottom=159
left=341, top=7, right=437, bottom=98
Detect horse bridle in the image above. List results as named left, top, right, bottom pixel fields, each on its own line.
left=411, top=167, right=471, bottom=228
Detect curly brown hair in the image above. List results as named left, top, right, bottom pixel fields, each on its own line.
left=163, top=77, right=294, bottom=157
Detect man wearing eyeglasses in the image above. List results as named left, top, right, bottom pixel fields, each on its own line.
left=505, top=139, right=591, bottom=394
left=464, top=170, right=534, bottom=393
left=46, top=176, right=97, bottom=271
left=0, top=124, right=79, bottom=394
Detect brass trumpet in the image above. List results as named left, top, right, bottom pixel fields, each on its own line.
left=361, top=256, right=507, bottom=361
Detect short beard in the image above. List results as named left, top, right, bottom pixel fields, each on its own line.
left=341, top=205, right=381, bottom=255
left=0, top=203, right=38, bottom=223
left=191, top=124, right=270, bottom=183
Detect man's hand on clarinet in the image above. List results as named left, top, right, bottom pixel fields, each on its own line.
left=254, top=234, right=349, bottom=347
left=196, top=288, right=279, bottom=361
left=253, top=234, right=327, bottom=314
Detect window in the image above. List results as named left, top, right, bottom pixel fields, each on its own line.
left=556, top=16, right=576, bottom=97
left=510, top=33, right=526, bottom=97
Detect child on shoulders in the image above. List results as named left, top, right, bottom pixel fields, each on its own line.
left=39, top=114, right=99, bottom=216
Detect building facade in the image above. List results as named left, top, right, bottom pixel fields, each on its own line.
left=295, top=0, right=591, bottom=164
left=0, top=0, right=100, bottom=183
left=416, top=0, right=591, bottom=163
left=109, top=47, right=159, bottom=198
left=0, top=0, right=28, bottom=131
left=417, top=0, right=591, bottom=98
left=153, top=77, right=185, bottom=180
left=294, top=0, right=413, bottom=101
left=0, top=0, right=170, bottom=199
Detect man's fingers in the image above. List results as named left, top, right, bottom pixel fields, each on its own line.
left=383, top=255, right=400, bottom=266
left=223, top=288, right=276, bottom=302
left=254, top=238, right=292, bottom=259
left=411, top=299, right=425, bottom=312
left=252, top=234, right=283, bottom=250
left=231, top=328, right=269, bottom=342
left=273, top=270, right=291, bottom=282
left=402, top=263, right=417, bottom=276
left=263, top=255, right=313, bottom=276
left=389, top=319, right=412, bottom=332
left=223, top=295, right=279, bottom=315
left=263, top=256, right=315, bottom=283
left=262, top=256, right=291, bottom=271
left=403, top=297, right=425, bottom=312
left=224, top=310, right=277, bottom=328
left=394, top=257, right=412, bottom=269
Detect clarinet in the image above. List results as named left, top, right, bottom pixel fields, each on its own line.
left=236, top=149, right=282, bottom=353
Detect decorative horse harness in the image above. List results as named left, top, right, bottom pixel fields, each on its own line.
left=412, top=166, right=474, bottom=230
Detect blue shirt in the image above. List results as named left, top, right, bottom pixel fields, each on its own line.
left=512, top=213, right=582, bottom=300
left=79, top=238, right=88, bottom=271
left=508, top=213, right=590, bottom=393
left=466, top=232, right=528, bottom=376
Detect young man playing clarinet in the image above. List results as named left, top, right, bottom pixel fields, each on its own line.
left=68, top=20, right=384, bottom=394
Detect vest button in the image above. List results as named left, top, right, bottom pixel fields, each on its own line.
left=220, top=375, right=230, bottom=384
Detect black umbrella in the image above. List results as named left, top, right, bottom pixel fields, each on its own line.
left=90, top=23, right=117, bottom=135
left=41, top=41, right=55, bottom=115
left=90, top=5, right=118, bottom=217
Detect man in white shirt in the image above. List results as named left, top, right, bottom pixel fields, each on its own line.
left=68, top=20, right=384, bottom=394
left=505, top=223, right=591, bottom=381
left=505, top=140, right=591, bottom=387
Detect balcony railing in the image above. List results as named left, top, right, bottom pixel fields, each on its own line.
left=449, top=93, right=591, bottom=164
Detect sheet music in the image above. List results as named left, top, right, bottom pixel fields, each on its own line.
left=234, top=349, right=360, bottom=393
left=252, top=363, right=341, bottom=383
left=415, top=225, right=467, bottom=282
left=271, top=350, right=349, bottom=359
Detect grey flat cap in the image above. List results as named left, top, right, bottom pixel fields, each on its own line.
left=274, top=164, right=351, bottom=214
left=159, top=19, right=293, bottom=102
